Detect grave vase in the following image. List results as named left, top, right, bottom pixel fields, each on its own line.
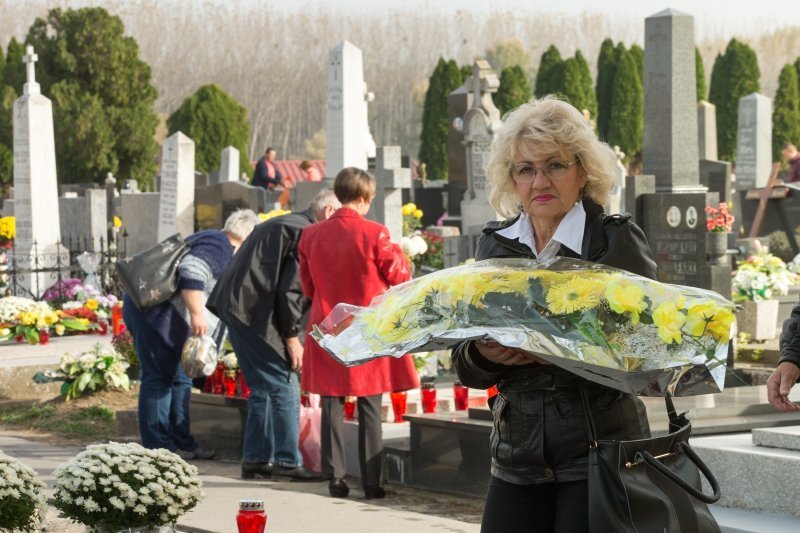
left=705, top=231, right=728, bottom=261
left=736, top=299, right=779, bottom=341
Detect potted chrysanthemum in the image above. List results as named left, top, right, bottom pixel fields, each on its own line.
left=52, top=442, right=204, bottom=532
left=0, top=449, right=46, bottom=532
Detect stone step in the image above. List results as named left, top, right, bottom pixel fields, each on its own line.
left=711, top=505, right=800, bottom=533
left=692, top=433, right=800, bottom=518
left=752, top=425, right=800, bottom=451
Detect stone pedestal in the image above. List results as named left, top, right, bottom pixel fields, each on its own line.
left=737, top=299, right=779, bottom=341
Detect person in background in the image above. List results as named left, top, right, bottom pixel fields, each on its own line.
left=252, top=147, right=284, bottom=189
left=451, top=97, right=658, bottom=533
left=207, top=190, right=340, bottom=481
left=299, top=160, right=322, bottom=182
left=299, top=167, right=419, bottom=499
left=123, top=210, right=259, bottom=460
left=767, top=297, right=800, bottom=411
left=780, top=143, right=800, bottom=184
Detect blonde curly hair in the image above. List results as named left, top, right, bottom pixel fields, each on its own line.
left=486, top=96, right=617, bottom=218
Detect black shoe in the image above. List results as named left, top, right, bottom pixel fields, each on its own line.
left=273, top=465, right=323, bottom=481
left=364, top=485, right=385, bottom=500
left=329, top=478, right=349, bottom=498
left=241, top=461, right=273, bottom=480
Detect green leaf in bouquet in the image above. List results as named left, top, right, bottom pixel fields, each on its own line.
left=24, top=328, right=39, bottom=345
left=61, top=317, right=91, bottom=331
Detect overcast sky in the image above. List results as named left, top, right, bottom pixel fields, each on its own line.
left=289, top=0, right=800, bottom=39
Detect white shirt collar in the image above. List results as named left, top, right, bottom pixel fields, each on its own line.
left=496, top=202, right=586, bottom=260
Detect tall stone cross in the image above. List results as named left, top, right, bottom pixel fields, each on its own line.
left=23, top=45, right=40, bottom=95
left=368, top=146, right=410, bottom=244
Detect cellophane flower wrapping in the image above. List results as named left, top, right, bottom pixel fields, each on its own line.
left=311, top=257, right=736, bottom=397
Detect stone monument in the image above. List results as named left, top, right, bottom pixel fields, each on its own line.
left=606, top=146, right=625, bottom=214
left=217, top=146, right=240, bottom=184
left=445, top=81, right=474, bottom=222
left=11, top=45, right=67, bottom=297
left=735, top=93, right=772, bottom=190
left=157, top=132, right=195, bottom=241
left=325, top=41, right=376, bottom=178
left=366, top=146, right=411, bottom=243
left=460, top=59, right=502, bottom=235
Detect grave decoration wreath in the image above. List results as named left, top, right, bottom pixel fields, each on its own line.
left=312, top=257, right=735, bottom=397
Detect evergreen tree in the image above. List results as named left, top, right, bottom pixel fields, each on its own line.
left=560, top=57, right=584, bottom=108
left=574, top=50, right=597, bottom=120
left=595, top=38, right=617, bottom=140
left=167, top=84, right=251, bottom=174
left=495, top=65, right=531, bottom=116
left=696, top=48, right=706, bottom=101
left=772, top=64, right=800, bottom=161
left=0, top=45, right=5, bottom=87
left=24, top=7, right=159, bottom=186
left=607, top=46, right=643, bottom=159
left=419, top=58, right=462, bottom=181
left=794, top=57, right=800, bottom=96
left=708, top=38, right=760, bottom=161
left=0, top=86, right=14, bottom=192
left=460, top=64, right=472, bottom=83
left=630, top=44, right=644, bottom=83
left=4, top=39, right=25, bottom=95
left=534, top=45, right=564, bottom=98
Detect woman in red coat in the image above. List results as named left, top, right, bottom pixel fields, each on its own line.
left=299, top=167, right=419, bottom=499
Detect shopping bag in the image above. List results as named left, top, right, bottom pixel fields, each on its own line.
left=299, top=393, right=321, bottom=473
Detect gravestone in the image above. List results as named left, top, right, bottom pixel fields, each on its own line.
left=195, top=182, right=272, bottom=230
left=412, top=182, right=447, bottom=228
left=365, top=146, right=410, bottom=243
left=217, top=146, right=240, bottom=184
left=606, top=146, right=625, bottom=214
left=115, top=192, right=160, bottom=255
left=461, top=59, right=502, bottom=235
left=736, top=93, right=772, bottom=190
left=445, top=82, right=473, bottom=220
left=157, top=131, right=195, bottom=241
left=325, top=41, right=376, bottom=178
left=292, top=181, right=330, bottom=213
left=699, top=159, right=732, bottom=203
left=638, top=9, right=728, bottom=296
left=11, top=45, right=67, bottom=297
left=443, top=234, right=480, bottom=268
left=60, top=189, right=107, bottom=251
left=697, top=101, right=718, bottom=160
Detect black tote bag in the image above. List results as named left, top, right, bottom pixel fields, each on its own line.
left=581, top=390, right=721, bottom=533
left=115, top=234, right=189, bottom=310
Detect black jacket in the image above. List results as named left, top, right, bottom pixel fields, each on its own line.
left=778, top=298, right=800, bottom=367
left=251, top=157, right=283, bottom=189
left=207, top=210, right=314, bottom=361
left=452, top=199, right=658, bottom=484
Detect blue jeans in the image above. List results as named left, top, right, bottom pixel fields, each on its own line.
left=225, top=314, right=302, bottom=467
left=123, top=301, right=196, bottom=452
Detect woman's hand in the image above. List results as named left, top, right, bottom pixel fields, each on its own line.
left=475, top=340, right=550, bottom=366
left=181, top=289, right=209, bottom=337
left=189, top=311, right=209, bottom=337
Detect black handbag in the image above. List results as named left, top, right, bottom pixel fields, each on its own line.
left=580, top=389, right=721, bottom=533
left=115, top=233, right=189, bottom=310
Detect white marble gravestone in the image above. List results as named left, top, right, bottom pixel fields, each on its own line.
left=217, top=146, right=239, bottom=184
left=367, top=146, right=411, bottom=244
left=736, top=93, right=772, bottom=190
left=325, top=41, right=376, bottom=178
left=157, top=132, right=195, bottom=240
left=697, top=100, right=718, bottom=161
left=461, top=59, right=502, bottom=235
left=12, top=45, right=67, bottom=297
left=606, top=146, right=625, bottom=215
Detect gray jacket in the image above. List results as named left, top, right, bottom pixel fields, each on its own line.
left=452, top=199, right=658, bottom=485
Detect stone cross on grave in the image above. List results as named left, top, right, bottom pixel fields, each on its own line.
left=368, top=146, right=411, bottom=244
left=23, top=45, right=40, bottom=95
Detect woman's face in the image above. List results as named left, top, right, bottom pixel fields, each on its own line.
left=511, top=142, right=587, bottom=224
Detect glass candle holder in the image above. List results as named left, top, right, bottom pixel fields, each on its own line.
left=111, top=302, right=124, bottom=336
left=453, top=381, right=469, bottom=411
left=212, top=362, right=225, bottom=395
left=38, top=329, right=50, bottom=345
left=224, top=370, right=238, bottom=396
left=237, top=499, right=267, bottom=533
left=421, top=383, right=437, bottom=413
left=487, top=385, right=499, bottom=398
left=239, top=372, right=251, bottom=399
left=390, top=391, right=408, bottom=422
left=343, top=396, right=357, bottom=421
left=97, top=319, right=109, bottom=336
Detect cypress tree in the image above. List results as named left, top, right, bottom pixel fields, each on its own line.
left=794, top=57, right=800, bottom=96
left=495, top=65, right=531, bottom=116
left=167, top=84, right=251, bottom=174
left=596, top=38, right=617, bottom=140
left=534, top=45, right=564, bottom=98
left=696, top=47, right=706, bottom=101
left=574, top=50, right=597, bottom=120
left=419, top=58, right=462, bottom=181
left=0, top=45, right=5, bottom=87
left=630, top=44, right=644, bottom=83
left=460, top=64, right=472, bottom=83
left=0, top=86, right=14, bottom=192
left=560, top=57, right=584, bottom=108
left=708, top=39, right=760, bottom=161
left=772, top=64, right=800, bottom=161
left=607, top=46, right=643, bottom=159
left=4, top=39, right=25, bottom=95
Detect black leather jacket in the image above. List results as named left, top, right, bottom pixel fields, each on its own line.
left=778, top=299, right=800, bottom=368
left=452, top=199, right=658, bottom=485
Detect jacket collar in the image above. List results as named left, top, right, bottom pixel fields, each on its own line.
left=332, top=207, right=362, bottom=219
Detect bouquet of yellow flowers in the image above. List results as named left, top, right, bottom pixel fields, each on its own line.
left=0, top=216, right=14, bottom=248
left=311, top=258, right=736, bottom=397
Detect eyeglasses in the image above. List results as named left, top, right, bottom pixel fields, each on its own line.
left=511, top=159, right=579, bottom=184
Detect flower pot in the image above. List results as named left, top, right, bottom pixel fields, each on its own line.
left=705, top=232, right=728, bottom=263
left=736, top=299, right=779, bottom=341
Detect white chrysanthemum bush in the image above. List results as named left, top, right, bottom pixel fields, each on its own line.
left=52, top=442, right=203, bottom=530
left=0, top=449, right=46, bottom=532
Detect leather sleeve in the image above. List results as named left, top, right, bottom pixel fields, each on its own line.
left=778, top=299, right=800, bottom=368
left=452, top=338, right=507, bottom=389
left=602, top=219, right=658, bottom=281
left=274, top=227, right=309, bottom=339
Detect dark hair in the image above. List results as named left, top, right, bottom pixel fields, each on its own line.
left=265, top=147, right=275, bottom=154
left=333, top=167, right=375, bottom=204
left=299, top=160, right=312, bottom=170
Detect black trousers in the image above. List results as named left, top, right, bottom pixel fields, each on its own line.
left=321, top=394, right=383, bottom=487
left=481, top=476, right=589, bottom=533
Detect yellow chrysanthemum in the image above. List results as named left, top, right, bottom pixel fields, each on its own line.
left=85, top=299, right=99, bottom=311
left=652, top=301, right=686, bottom=344
left=546, top=277, right=603, bottom=314
left=44, top=311, right=59, bottom=325
left=113, top=215, right=122, bottom=228
left=604, top=281, right=647, bottom=324
left=497, top=270, right=535, bottom=294
left=413, top=209, right=423, bottom=219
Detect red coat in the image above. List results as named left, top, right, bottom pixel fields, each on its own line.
left=298, top=207, right=419, bottom=396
